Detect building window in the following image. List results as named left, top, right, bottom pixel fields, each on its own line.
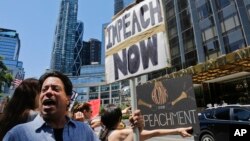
left=171, top=57, right=182, bottom=70
left=202, top=26, right=217, bottom=41
left=167, top=17, right=177, bottom=38
left=185, top=50, right=197, bottom=67
left=203, top=39, right=219, bottom=55
left=101, top=92, right=109, bottom=99
left=223, top=29, right=246, bottom=53
left=182, top=28, right=195, bottom=52
left=179, top=9, right=192, bottom=31
left=216, top=0, right=232, bottom=10
left=220, top=15, right=240, bottom=34
left=169, top=36, right=180, bottom=58
left=196, top=0, right=212, bottom=20
left=165, top=0, right=175, bottom=19
left=101, top=85, right=110, bottom=92
left=177, top=0, right=188, bottom=12
left=218, top=4, right=237, bottom=21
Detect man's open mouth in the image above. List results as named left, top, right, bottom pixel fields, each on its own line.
left=42, top=99, right=56, bottom=106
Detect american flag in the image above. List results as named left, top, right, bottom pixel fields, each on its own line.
left=12, top=71, right=24, bottom=88
left=12, top=79, right=23, bottom=88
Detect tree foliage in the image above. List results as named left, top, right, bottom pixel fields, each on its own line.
left=0, top=56, right=13, bottom=93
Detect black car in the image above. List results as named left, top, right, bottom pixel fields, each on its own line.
left=196, top=105, right=250, bottom=141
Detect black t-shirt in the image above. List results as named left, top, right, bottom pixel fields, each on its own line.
left=54, top=128, right=63, bottom=141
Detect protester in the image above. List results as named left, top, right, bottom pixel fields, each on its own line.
left=0, top=78, right=40, bottom=140
left=73, top=103, right=92, bottom=122
left=73, top=102, right=101, bottom=129
left=3, top=71, right=144, bottom=141
left=99, top=104, right=192, bottom=141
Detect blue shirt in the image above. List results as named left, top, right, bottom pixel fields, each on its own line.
left=3, top=114, right=100, bottom=141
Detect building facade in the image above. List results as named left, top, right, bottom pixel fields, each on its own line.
left=158, top=0, right=250, bottom=106
left=89, top=38, right=101, bottom=64
left=70, top=63, right=130, bottom=106
left=72, top=21, right=84, bottom=76
left=50, top=0, right=78, bottom=74
left=69, top=64, right=106, bottom=103
left=114, top=0, right=134, bottom=15
left=0, top=28, right=24, bottom=94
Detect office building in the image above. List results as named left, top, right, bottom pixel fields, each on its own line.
left=155, top=0, right=250, bottom=106
left=72, top=21, right=84, bottom=76
left=69, top=64, right=105, bottom=103
left=111, top=0, right=250, bottom=106
left=50, top=0, right=78, bottom=74
left=79, top=38, right=101, bottom=66
left=114, top=0, right=134, bottom=15
left=89, top=38, right=101, bottom=64
left=0, top=28, right=24, bottom=94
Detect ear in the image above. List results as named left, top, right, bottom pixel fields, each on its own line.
left=66, top=96, right=71, bottom=107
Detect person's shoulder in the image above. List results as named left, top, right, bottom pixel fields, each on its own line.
left=3, top=122, right=30, bottom=140
left=70, top=119, right=93, bottom=129
left=109, top=128, right=132, bottom=140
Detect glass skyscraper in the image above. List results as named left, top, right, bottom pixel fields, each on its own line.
left=50, top=0, right=78, bottom=74
left=0, top=28, right=24, bottom=93
left=0, top=28, right=24, bottom=75
left=114, top=0, right=134, bottom=15
left=162, top=0, right=250, bottom=73
left=72, top=21, right=84, bottom=76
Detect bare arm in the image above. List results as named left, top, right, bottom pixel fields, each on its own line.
left=141, top=127, right=192, bottom=140
left=108, top=129, right=132, bottom=141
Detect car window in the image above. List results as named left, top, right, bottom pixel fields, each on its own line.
left=214, top=108, right=230, bottom=120
left=204, top=110, right=214, bottom=119
left=234, top=108, right=250, bottom=121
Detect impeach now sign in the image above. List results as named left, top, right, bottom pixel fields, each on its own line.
left=105, top=0, right=171, bottom=83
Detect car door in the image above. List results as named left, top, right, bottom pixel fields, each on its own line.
left=230, top=107, right=250, bottom=136
left=211, top=107, right=230, bottom=141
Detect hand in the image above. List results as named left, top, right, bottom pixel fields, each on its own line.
left=129, top=110, right=144, bottom=132
left=177, top=127, right=193, bottom=137
left=122, top=106, right=131, bottom=114
left=74, top=111, right=85, bottom=122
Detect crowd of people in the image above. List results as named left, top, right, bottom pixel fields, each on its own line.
left=0, top=71, right=193, bottom=141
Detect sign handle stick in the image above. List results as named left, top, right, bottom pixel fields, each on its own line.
left=130, top=77, right=139, bottom=141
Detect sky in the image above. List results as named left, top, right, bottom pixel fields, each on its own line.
left=0, top=0, right=114, bottom=78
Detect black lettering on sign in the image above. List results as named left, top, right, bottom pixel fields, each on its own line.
left=149, top=0, right=163, bottom=26
left=140, top=34, right=158, bottom=69
left=128, top=44, right=140, bottom=74
left=113, top=49, right=127, bottom=80
left=106, top=0, right=163, bottom=49
left=113, top=33, right=159, bottom=80
left=122, top=13, right=131, bottom=39
left=132, top=10, right=142, bottom=35
left=140, top=4, right=150, bottom=29
left=106, top=26, right=113, bottom=49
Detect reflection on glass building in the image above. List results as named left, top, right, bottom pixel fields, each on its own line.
left=50, top=0, right=78, bottom=74
left=114, top=0, right=134, bottom=14
left=69, top=63, right=130, bottom=105
left=72, top=21, right=84, bottom=76
left=162, top=0, right=250, bottom=72
left=70, top=64, right=110, bottom=104
left=0, top=28, right=24, bottom=94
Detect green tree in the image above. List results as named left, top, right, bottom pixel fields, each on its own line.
left=0, top=56, right=13, bottom=94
